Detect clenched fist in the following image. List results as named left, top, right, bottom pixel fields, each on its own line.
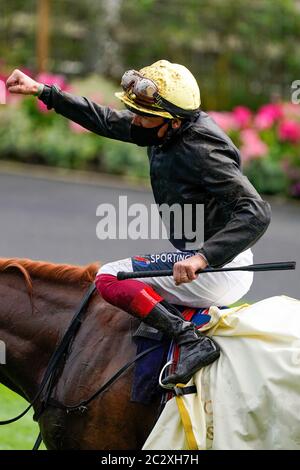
left=173, top=254, right=208, bottom=286
left=6, top=69, right=42, bottom=96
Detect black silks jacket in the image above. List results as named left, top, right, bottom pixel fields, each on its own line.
left=39, top=85, right=271, bottom=268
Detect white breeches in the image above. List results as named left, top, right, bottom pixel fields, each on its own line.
left=98, top=248, right=254, bottom=308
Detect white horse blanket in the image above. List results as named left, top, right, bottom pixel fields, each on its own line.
left=143, top=296, right=300, bottom=450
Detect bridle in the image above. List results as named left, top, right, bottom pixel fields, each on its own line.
left=0, top=283, right=161, bottom=450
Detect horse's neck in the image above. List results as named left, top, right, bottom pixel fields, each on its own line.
left=0, top=272, right=83, bottom=401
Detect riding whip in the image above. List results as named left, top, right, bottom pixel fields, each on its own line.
left=117, top=261, right=296, bottom=280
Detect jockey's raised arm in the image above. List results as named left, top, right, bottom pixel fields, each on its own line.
left=38, top=85, right=134, bottom=142
left=6, top=68, right=134, bottom=142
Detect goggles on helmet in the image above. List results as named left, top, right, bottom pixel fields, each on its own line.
left=121, top=69, right=200, bottom=119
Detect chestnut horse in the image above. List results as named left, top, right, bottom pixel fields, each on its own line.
left=0, top=258, right=160, bottom=449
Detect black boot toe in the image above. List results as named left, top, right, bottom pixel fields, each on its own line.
left=162, top=337, right=220, bottom=385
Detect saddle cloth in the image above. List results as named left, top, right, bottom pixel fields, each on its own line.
left=143, top=296, right=300, bottom=450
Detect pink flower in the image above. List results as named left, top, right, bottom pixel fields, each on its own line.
left=282, top=160, right=300, bottom=180
left=0, top=78, right=6, bottom=105
left=209, top=111, right=238, bottom=132
left=0, top=73, right=7, bottom=103
left=36, top=72, right=71, bottom=112
left=278, top=120, right=300, bottom=143
left=290, top=182, right=300, bottom=197
left=232, top=106, right=252, bottom=128
left=240, top=129, right=269, bottom=162
left=36, top=72, right=69, bottom=90
left=69, top=120, right=90, bottom=134
left=282, top=103, right=300, bottom=120
left=254, top=103, right=283, bottom=130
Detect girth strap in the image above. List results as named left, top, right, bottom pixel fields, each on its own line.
left=173, top=385, right=197, bottom=396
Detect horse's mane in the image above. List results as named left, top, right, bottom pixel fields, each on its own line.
left=0, top=258, right=100, bottom=291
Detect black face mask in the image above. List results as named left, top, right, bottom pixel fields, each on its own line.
left=130, top=121, right=169, bottom=147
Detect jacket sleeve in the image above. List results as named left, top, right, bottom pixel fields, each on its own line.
left=192, top=138, right=272, bottom=268
left=39, top=85, right=134, bottom=142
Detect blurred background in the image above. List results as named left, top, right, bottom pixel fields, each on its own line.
left=0, top=0, right=300, bottom=449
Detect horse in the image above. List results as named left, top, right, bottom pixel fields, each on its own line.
left=0, top=257, right=161, bottom=450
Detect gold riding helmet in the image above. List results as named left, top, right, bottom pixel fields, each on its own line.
left=115, top=59, right=201, bottom=119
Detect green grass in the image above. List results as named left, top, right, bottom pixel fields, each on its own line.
left=0, top=385, right=45, bottom=450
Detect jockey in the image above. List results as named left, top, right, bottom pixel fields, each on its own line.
left=6, top=61, right=271, bottom=385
